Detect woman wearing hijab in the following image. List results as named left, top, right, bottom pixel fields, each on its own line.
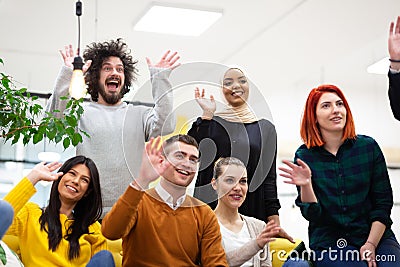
left=188, top=67, right=292, bottom=241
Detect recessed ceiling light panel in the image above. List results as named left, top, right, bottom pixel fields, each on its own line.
left=133, top=4, right=223, bottom=36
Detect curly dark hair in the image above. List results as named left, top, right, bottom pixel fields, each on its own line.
left=83, top=38, right=138, bottom=102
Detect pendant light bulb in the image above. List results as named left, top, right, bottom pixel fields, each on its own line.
left=69, top=56, right=87, bottom=99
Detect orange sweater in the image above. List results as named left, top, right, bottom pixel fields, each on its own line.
left=102, top=186, right=228, bottom=266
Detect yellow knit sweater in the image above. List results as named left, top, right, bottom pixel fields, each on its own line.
left=4, top=177, right=107, bottom=267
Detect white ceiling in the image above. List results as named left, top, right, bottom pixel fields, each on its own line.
left=1, top=0, right=400, bottom=162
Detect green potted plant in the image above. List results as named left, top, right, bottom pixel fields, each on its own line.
left=0, top=57, right=88, bottom=149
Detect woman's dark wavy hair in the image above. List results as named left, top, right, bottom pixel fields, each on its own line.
left=39, top=155, right=102, bottom=260
left=83, top=38, right=138, bottom=102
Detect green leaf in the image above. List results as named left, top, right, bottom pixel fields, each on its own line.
left=11, top=132, right=20, bottom=144
left=47, top=128, right=56, bottom=140
left=2, top=76, right=10, bottom=88
left=66, top=127, right=75, bottom=136
left=33, top=132, right=43, bottom=144
left=72, top=132, right=82, bottom=146
left=32, top=104, right=42, bottom=115
left=23, top=134, right=30, bottom=145
left=63, top=138, right=70, bottom=149
left=66, top=115, right=77, bottom=127
left=80, top=129, right=90, bottom=138
left=55, top=121, right=64, bottom=132
left=55, top=134, right=62, bottom=143
left=77, top=105, right=84, bottom=117
left=39, top=124, right=47, bottom=134
left=66, top=99, right=73, bottom=109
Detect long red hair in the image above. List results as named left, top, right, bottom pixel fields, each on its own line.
left=300, top=84, right=356, bottom=148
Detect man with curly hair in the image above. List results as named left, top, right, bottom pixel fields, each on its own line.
left=46, top=39, right=180, bottom=217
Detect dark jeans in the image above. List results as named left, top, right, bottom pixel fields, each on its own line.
left=86, top=250, right=115, bottom=267
left=0, top=200, right=13, bottom=239
left=283, top=258, right=312, bottom=267
left=312, top=236, right=400, bottom=267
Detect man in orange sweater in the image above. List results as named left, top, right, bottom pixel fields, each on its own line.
left=102, top=134, right=228, bottom=266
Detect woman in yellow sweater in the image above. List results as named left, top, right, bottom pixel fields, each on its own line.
left=4, top=156, right=114, bottom=267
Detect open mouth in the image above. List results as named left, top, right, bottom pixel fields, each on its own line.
left=106, top=77, right=120, bottom=91
left=231, top=90, right=244, bottom=97
left=229, top=194, right=242, bottom=200
left=176, top=168, right=190, bottom=176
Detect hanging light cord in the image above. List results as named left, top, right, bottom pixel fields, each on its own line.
left=76, top=0, right=82, bottom=56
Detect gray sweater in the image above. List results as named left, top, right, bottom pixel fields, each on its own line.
left=46, top=66, right=175, bottom=216
left=221, top=215, right=271, bottom=267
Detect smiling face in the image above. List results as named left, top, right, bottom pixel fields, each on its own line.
left=161, top=141, right=199, bottom=187
left=212, top=164, right=248, bottom=210
left=222, top=68, right=250, bottom=107
left=58, top=163, right=91, bottom=205
left=316, top=92, right=347, bottom=136
left=98, top=56, right=125, bottom=105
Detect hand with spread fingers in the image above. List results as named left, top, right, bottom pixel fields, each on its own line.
left=256, top=220, right=280, bottom=248
left=135, top=136, right=167, bottom=190
left=59, top=44, right=92, bottom=72
left=389, top=16, right=400, bottom=62
left=194, top=87, right=216, bottom=120
left=279, top=158, right=312, bottom=186
left=26, top=161, right=63, bottom=185
left=146, top=50, right=181, bottom=70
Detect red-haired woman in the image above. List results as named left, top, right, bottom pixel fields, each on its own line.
left=279, top=85, right=400, bottom=267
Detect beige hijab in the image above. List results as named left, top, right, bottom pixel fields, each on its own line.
left=214, top=68, right=258, bottom=123
left=215, top=103, right=258, bottom=123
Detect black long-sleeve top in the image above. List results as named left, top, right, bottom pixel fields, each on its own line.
left=188, top=116, right=280, bottom=222
left=388, top=71, right=400, bottom=121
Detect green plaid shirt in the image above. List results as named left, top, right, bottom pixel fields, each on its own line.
left=294, top=135, right=394, bottom=250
